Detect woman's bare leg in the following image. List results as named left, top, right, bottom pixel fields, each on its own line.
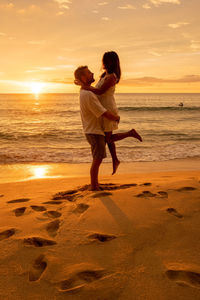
left=110, top=129, right=142, bottom=143
left=105, top=129, right=142, bottom=175
left=105, top=132, right=120, bottom=175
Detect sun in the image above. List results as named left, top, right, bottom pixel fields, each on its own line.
left=29, top=82, right=44, bottom=94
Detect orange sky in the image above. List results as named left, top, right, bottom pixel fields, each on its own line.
left=0, top=0, right=200, bottom=93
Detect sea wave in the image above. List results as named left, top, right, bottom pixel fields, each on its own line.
left=0, top=143, right=199, bottom=164
left=0, top=131, right=84, bottom=142
left=118, top=106, right=200, bottom=112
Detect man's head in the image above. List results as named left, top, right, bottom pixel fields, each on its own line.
left=74, top=66, right=95, bottom=86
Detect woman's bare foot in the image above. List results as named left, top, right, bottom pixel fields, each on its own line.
left=112, top=160, right=120, bottom=175
left=130, top=129, right=142, bottom=142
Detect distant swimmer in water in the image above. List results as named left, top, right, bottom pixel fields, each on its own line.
left=178, top=102, right=184, bottom=107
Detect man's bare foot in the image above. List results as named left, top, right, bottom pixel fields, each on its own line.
left=130, top=129, right=142, bottom=142
left=112, top=160, right=120, bottom=175
left=90, top=185, right=103, bottom=191
left=90, top=187, right=100, bottom=191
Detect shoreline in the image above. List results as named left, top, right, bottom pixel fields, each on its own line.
left=0, top=157, right=200, bottom=184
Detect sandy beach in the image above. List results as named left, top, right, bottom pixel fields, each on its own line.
left=0, top=160, right=200, bottom=300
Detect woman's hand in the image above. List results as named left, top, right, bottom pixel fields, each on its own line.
left=74, top=79, right=91, bottom=90
left=116, top=115, right=120, bottom=123
left=81, top=85, right=91, bottom=91
left=74, top=79, right=83, bottom=86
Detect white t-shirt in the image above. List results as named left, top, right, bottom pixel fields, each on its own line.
left=79, top=89, right=106, bottom=135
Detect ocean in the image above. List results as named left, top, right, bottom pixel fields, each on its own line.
left=0, top=93, right=200, bottom=164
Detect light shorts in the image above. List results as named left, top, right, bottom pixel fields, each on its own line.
left=85, top=134, right=106, bottom=160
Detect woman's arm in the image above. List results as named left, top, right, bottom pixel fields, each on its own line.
left=82, top=74, right=117, bottom=95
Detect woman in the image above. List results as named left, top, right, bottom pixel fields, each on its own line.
left=78, top=51, right=142, bottom=174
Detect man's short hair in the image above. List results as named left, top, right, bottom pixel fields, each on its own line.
left=74, top=66, right=88, bottom=81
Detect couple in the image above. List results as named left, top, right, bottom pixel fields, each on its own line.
left=74, top=51, right=142, bottom=191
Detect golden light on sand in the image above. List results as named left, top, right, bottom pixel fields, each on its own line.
left=32, top=166, right=47, bottom=179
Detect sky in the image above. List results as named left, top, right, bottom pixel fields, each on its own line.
left=0, top=0, right=200, bottom=93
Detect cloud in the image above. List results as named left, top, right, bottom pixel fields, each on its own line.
left=122, top=75, right=200, bottom=86
left=56, top=11, right=65, bottom=15
left=17, top=4, right=38, bottom=13
left=25, top=65, right=74, bottom=73
left=101, top=17, right=111, bottom=21
left=0, top=32, right=16, bottom=40
left=142, top=3, right=151, bottom=9
left=54, top=0, right=71, bottom=9
left=118, top=4, right=136, bottom=10
left=0, top=2, right=14, bottom=9
left=28, top=40, right=46, bottom=45
left=148, top=50, right=162, bottom=56
left=48, top=77, right=74, bottom=84
left=98, top=2, right=108, bottom=6
left=149, top=0, right=180, bottom=6
left=26, top=67, right=55, bottom=73
left=168, top=22, right=189, bottom=29
left=190, top=40, right=200, bottom=51
left=57, top=55, right=69, bottom=60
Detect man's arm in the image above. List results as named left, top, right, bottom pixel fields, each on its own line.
left=102, top=111, right=120, bottom=122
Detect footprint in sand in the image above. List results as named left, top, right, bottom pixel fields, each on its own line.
left=166, top=208, right=183, bottom=218
left=0, top=228, right=15, bottom=241
left=52, top=190, right=78, bottom=202
left=31, top=205, right=46, bottom=212
left=29, top=254, right=47, bottom=282
left=92, top=192, right=113, bottom=198
left=13, top=207, right=26, bottom=217
left=166, top=269, right=200, bottom=288
left=158, top=191, right=168, bottom=198
left=46, top=220, right=60, bottom=237
left=118, top=183, right=137, bottom=189
left=88, top=233, right=116, bottom=243
left=24, top=237, right=56, bottom=247
left=7, top=198, right=30, bottom=204
left=44, top=210, right=62, bottom=218
left=58, top=269, right=105, bottom=292
left=136, top=191, right=157, bottom=198
left=176, top=187, right=197, bottom=192
left=140, top=183, right=152, bottom=186
left=43, top=201, right=63, bottom=205
left=100, top=183, right=137, bottom=190
left=73, top=203, right=89, bottom=214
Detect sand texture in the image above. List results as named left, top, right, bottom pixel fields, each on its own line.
left=0, top=170, right=200, bottom=300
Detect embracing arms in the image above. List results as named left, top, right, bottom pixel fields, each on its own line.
left=85, top=92, right=120, bottom=123
left=102, top=110, right=120, bottom=122
left=82, top=73, right=116, bottom=95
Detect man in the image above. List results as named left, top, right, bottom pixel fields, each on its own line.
left=74, top=66, right=120, bottom=191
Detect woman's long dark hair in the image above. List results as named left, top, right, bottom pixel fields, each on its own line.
left=101, top=51, right=121, bottom=83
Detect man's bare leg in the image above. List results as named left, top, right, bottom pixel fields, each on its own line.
left=90, top=158, right=102, bottom=190
left=105, top=132, right=120, bottom=175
